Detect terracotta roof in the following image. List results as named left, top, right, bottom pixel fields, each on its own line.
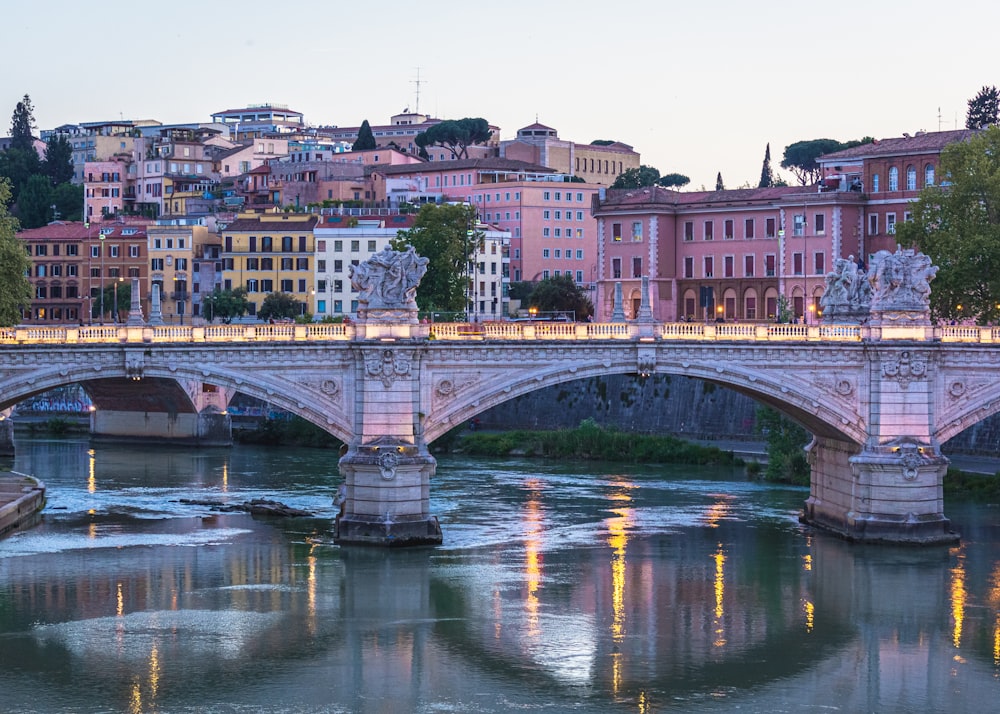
left=373, top=157, right=554, bottom=176
left=221, top=216, right=319, bottom=232
left=17, top=220, right=151, bottom=239
left=818, top=129, right=978, bottom=162
left=598, top=185, right=804, bottom=209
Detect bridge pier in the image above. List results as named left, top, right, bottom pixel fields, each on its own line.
left=803, top=438, right=957, bottom=545
left=335, top=442, right=441, bottom=546
left=0, top=410, right=13, bottom=457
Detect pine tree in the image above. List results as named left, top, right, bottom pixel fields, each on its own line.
left=44, top=135, right=75, bottom=185
left=715, top=172, right=725, bottom=191
left=10, top=94, right=36, bottom=152
left=758, top=143, right=774, bottom=188
left=353, top=119, right=377, bottom=151
left=966, top=85, right=1000, bottom=129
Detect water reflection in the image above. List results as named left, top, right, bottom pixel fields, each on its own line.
left=0, top=441, right=998, bottom=712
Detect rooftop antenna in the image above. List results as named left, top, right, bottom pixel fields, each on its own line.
left=938, top=106, right=942, bottom=132
left=411, top=68, right=424, bottom=115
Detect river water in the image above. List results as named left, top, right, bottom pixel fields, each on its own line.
left=1, top=437, right=998, bottom=713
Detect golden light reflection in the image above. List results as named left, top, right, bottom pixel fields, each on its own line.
left=638, top=691, right=648, bottom=713
left=523, top=479, right=544, bottom=639
left=306, top=538, right=318, bottom=636
left=606, top=477, right=635, bottom=697
left=950, top=545, right=967, bottom=649
left=87, top=448, right=96, bottom=494
left=222, top=460, right=229, bottom=492
left=701, top=495, right=732, bottom=528
left=713, top=543, right=727, bottom=648
left=994, top=613, right=1000, bottom=667
left=804, top=600, right=815, bottom=633
left=88, top=520, right=97, bottom=539
left=128, top=680, right=142, bottom=714
left=802, top=554, right=812, bottom=572
left=149, top=643, right=160, bottom=702
left=116, top=582, right=124, bottom=617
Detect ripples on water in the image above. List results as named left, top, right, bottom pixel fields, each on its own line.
left=1, top=438, right=998, bottom=713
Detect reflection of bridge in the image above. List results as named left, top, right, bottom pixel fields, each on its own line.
left=3, top=320, right=1000, bottom=545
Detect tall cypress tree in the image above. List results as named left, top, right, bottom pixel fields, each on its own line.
left=10, top=94, right=36, bottom=151
left=44, top=135, right=75, bottom=185
left=353, top=119, right=377, bottom=151
left=758, top=143, right=774, bottom=188
left=715, top=172, right=725, bottom=191
left=966, top=86, right=1000, bottom=129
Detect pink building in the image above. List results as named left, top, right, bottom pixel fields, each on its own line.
left=593, top=129, right=978, bottom=323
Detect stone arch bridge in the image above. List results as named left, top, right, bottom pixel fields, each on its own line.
left=2, top=319, right=999, bottom=546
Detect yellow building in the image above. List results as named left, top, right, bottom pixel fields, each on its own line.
left=147, top=219, right=212, bottom=324
left=220, top=213, right=318, bottom=317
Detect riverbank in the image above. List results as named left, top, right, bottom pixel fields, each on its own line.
left=0, top=472, right=46, bottom=539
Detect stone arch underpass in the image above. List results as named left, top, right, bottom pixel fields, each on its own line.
left=5, top=336, right=1000, bottom=548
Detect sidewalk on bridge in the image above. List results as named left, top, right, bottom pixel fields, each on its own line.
left=695, top=439, right=1000, bottom=476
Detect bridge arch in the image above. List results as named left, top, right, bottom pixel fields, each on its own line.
left=422, top=354, right=865, bottom=446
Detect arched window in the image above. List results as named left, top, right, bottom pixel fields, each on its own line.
left=906, top=165, right=916, bottom=191
left=888, top=167, right=899, bottom=192
left=872, top=174, right=880, bottom=193
left=925, top=164, right=935, bottom=186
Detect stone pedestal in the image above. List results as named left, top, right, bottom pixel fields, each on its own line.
left=0, top=415, right=14, bottom=457
left=802, top=437, right=957, bottom=544
left=335, top=441, right=442, bottom=546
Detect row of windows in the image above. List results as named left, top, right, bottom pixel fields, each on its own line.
left=873, top=164, right=935, bottom=193
left=34, top=264, right=80, bottom=277
left=574, top=158, right=623, bottom=176
left=27, top=244, right=83, bottom=257
left=34, top=285, right=81, bottom=299
left=541, top=249, right=586, bottom=260
left=682, top=217, right=783, bottom=241
left=223, top=235, right=310, bottom=252
left=152, top=238, right=187, bottom=250
left=542, top=210, right=586, bottom=221
left=87, top=244, right=142, bottom=258
left=867, top=211, right=909, bottom=236
left=475, top=192, right=521, bottom=202
left=542, top=228, right=585, bottom=238
left=542, top=191, right=586, bottom=202
left=150, top=257, right=189, bottom=270
left=540, top=269, right=587, bottom=282
left=243, top=279, right=310, bottom=293
left=677, top=252, right=826, bottom=279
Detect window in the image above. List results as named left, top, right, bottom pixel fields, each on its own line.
left=543, top=249, right=550, bottom=258
left=129, top=244, right=140, bottom=258
left=91, top=245, right=100, bottom=258
left=724, top=219, right=734, bottom=240
left=684, top=256, right=694, bottom=278
left=745, top=296, right=757, bottom=320
left=815, top=214, right=825, bottom=235
left=886, top=213, right=896, bottom=234
left=334, top=279, right=343, bottom=292
left=35, top=244, right=47, bottom=256
left=925, top=164, right=935, bottom=186
left=793, top=252, right=803, bottom=275
left=632, top=221, right=642, bottom=241
left=151, top=258, right=164, bottom=270
left=554, top=249, right=561, bottom=258
left=246, top=279, right=259, bottom=292
left=576, top=249, right=584, bottom=259
left=869, top=214, right=879, bottom=236
left=704, top=220, right=713, bottom=240
left=246, top=257, right=259, bottom=270
left=67, top=265, right=78, bottom=277
left=632, top=256, right=642, bottom=277
left=888, top=167, right=899, bottom=192
left=872, top=174, right=880, bottom=193
left=612, top=257, right=622, bottom=279
left=280, top=258, right=293, bottom=270
left=334, top=240, right=343, bottom=252
left=724, top=255, right=734, bottom=278
left=334, top=300, right=343, bottom=313
left=814, top=252, right=825, bottom=275
left=577, top=211, right=583, bottom=220
left=297, top=257, right=309, bottom=270
left=261, top=257, right=273, bottom=270
left=612, top=223, right=622, bottom=241
left=684, top=221, right=694, bottom=241
left=766, top=218, right=776, bottom=238
left=543, top=227, right=550, bottom=237
left=67, top=244, right=78, bottom=256
left=554, top=210, right=561, bottom=219
left=261, top=236, right=273, bottom=252
left=745, top=219, right=754, bottom=239
left=793, top=214, right=805, bottom=236
left=765, top=254, right=776, bottom=277
left=334, top=259, right=343, bottom=272
left=280, top=279, right=293, bottom=292
left=554, top=228, right=562, bottom=237
left=350, top=240, right=360, bottom=252
left=744, top=255, right=754, bottom=277
left=906, top=165, right=917, bottom=191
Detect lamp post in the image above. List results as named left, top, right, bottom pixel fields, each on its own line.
left=99, top=232, right=105, bottom=324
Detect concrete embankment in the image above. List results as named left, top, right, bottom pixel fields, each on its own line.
left=0, top=472, right=46, bottom=539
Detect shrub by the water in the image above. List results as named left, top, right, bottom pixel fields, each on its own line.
left=456, top=418, right=737, bottom=465
left=235, top=416, right=342, bottom=449
left=944, top=467, right=1000, bottom=503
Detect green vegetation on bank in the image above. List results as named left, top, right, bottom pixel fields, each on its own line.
left=755, top=407, right=811, bottom=486
left=235, top=417, right=343, bottom=449
left=944, top=468, right=1000, bottom=503
left=452, top=418, right=739, bottom=465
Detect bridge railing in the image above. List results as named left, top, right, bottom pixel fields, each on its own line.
left=3, top=321, right=1000, bottom=346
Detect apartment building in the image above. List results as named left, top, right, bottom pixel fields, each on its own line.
left=501, top=121, right=640, bottom=185
left=147, top=219, right=214, bottom=323
left=219, top=213, right=319, bottom=316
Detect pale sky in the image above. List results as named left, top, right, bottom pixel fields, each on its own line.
left=5, top=0, right=997, bottom=189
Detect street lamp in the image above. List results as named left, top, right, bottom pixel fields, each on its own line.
left=99, top=232, right=105, bottom=324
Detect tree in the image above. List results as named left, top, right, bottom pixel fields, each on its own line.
left=43, top=135, right=75, bottom=185
left=391, top=203, right=480, bottom=313
left=755, top=407, right=810, bottom=485
left=353, top=119, right=377, bottom=151
left=0, top=179, right=32, bottom=326
left=9, top=94, right=36, bottom=152
left=966, top=85, right=999, bottom=129
left=414, top=118, right=492, bottom=160
left=610, top=165, right=661, bottom=189
left=0, top=144, right=42, bottom=205
left=50, top=182, right=84, bottom=222
left=91, top=281, right=132, bottom=322
left=258, top=292, right=302, bottom=321
left=202, top=287, right=250, bottom=323
left=780, top=138, right=848, bottom=185
left=657, top=173, right=690, bottom=189
left=758, top=143, right=774, bottom=188
left=16, top=174, right=52, bottom=228
left=896, top=125, right=1000, bottom=323
left=525, top=274, right=593, bottom=319
left=715, top=172, right=725, bottom=191
left=590, top=139, right=617, bottom=146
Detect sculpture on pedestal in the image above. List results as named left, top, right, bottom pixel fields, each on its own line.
left=867, top=247, right=937, bottom=326
left=349, top=245, right=428, bottom=321
left=819, top=255, right=870, bottom=323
